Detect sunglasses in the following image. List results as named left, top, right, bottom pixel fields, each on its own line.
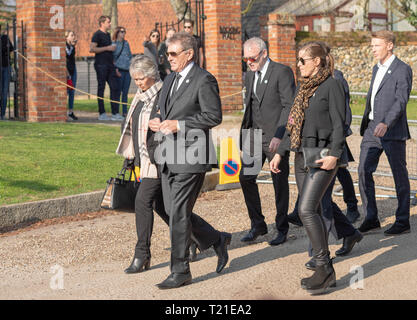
left=120, top=30, right=126, bottom=33
left=166, top=49, right=187, bottom=58
left=184, top=25, right=192, bottom=29
left=242, top=50, right=264, bottom=63
left=297, top=57, right=314, bottom=65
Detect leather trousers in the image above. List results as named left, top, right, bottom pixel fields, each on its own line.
left=294, top=152, right=338, bottom=266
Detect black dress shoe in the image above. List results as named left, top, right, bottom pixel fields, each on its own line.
left=287, top=212, right=303, bottom=227
left=305, top=258, right=316, bottom=271
left=213, top=232, right=232, bottom=273
left=240, top=228, right=267, bottom=242
left=268, top=233, right=287, bottom=246
left=335, top=230, right=363, bottom=256
left=384, top=223, right=410, bottom=235
left=156, top=272, right=192, bottom=290
left=124, top=257, right=151, bottom=274
left=358, top=219, right=381, bottom=233
left=346, top=210, right=360, bottom=223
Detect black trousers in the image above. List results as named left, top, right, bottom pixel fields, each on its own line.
left=336, top=166, right=358, bottom=212
left=160, top=169, right=221, bottom=274
left=94, top=63, right=120, bottom=115
left=358, top=123, right=410, bottom=227
left=294, top=152, right=338, bottom=266
left=239, top=141, right=289, bottom=235
left=134, top=177, right=220, bottom=261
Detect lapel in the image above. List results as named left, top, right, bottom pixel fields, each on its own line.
left=246, top=71, right=255, bottom=106
left=376, top=57, right=399, bottom=95
left=160, top=72, right=175, bottom=120
left=257, top=61, right=274, bottom=105
left=166, top=63, right=198, bottom=117
left=366, top=65, right=378, bottom=110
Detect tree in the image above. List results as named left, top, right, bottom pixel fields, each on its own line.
left=102, top=0, right=118, bottom=33
left=389, top=0, right=417, bottom=29
left=0, top=0, right=16, bottom=22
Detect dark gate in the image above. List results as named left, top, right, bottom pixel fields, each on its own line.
left=0, top=19, right=25, bottom=120
left=154, top=0, right=205, bottom=52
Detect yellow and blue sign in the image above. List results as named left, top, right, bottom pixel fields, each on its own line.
left=218, top=137, right=241, bottom=187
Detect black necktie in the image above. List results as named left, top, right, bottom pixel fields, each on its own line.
left=171, top=73, right=182, bottom=97
left=256, top=71, right=262, bottom=99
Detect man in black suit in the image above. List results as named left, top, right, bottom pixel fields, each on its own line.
left=358, top=30, right=413, bottom=235
left=239, top=37, right=295, bottom=246
left=149, top=32, right=231, bottom=289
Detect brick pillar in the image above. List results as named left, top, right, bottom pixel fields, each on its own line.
left=260, top=12, right=296, bottom=76
left=16, top=0, right=67, bottom=122
left=204, top=0, right=242, bottom=111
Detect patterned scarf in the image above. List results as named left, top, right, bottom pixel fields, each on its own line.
left=116, top=80, right=163, bottom=179
left=286, top=66, right=331, bottom=150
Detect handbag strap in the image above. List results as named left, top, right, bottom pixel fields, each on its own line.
left=115, top=40, right=125, bottom=63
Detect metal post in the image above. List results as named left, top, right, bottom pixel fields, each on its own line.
left=86, top=57, right=91, bottom=99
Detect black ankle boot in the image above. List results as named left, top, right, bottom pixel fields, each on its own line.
left=301, top=260, right=336, bottom=294
left=124, top=257, right=151, bottom=274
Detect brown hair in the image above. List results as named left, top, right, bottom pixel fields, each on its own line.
left=98, top=15, right=111, bottom=26
left=149, top=29, right=161, bottom=46
left=372, top=30, right=396, bottom=46
left=299, top=41, right=333, bottom=73
left=166, top=31, right=197, bottom=63
left=184, top=19, right=194, bottom=27
left=112, top=26, right=126, bottom=41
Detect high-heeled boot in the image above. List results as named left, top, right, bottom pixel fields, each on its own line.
left=301, top=259, right=336, bottom=294
left=124, top=257, right=151, bottom=274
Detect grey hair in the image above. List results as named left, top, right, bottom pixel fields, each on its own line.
left=129, top=54, right=160, bottom=80
left=166, top=31, right=197, bottom=63
left=244, top=37, right=268, bottom=54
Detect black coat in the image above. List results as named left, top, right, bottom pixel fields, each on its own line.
left=278, top=76, right=346, bottom=159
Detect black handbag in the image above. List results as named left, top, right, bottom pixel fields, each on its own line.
left=302, top=147, right=348, bottom=169
left=101, top=166, right=140, bottom=212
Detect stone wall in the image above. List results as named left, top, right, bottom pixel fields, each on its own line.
left=332, top=45, right=417, bottom=92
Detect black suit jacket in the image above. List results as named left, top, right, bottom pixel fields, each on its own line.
left=156, top=63, right=222, bottom=173
left=360, top=57, right=412, bottom=140
left=240, top=60, right=295, bottom=148
left=278, top=76, right=346, bottom=159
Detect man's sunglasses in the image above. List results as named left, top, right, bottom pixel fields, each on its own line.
left=242, top=50, right=264, bottom=63
left=166, top=49, right=187, bottom=57
left=297, top=57, right=314, bottom=65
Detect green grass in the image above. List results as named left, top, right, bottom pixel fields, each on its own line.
left=0, top=121, right=123, bottom=206
left=74, top=97, right=134, bottom=113
left=350, top=95, right=417, bottom=119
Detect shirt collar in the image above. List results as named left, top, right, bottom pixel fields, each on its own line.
left=178, top=61, right=195, bottom=78
left=258, top=58, right=270, bottom=76
left=378, top=54, right=395, bottom=69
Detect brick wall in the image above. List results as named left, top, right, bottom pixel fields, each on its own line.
left=65, top=1, right=178, bottom=57
left=205, top=0, right=243, bottom=111
left=260, top=12, right=296, bottom=77
left=16, top=0, right=67, bottom=122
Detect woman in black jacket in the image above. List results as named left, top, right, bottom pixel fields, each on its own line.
left=270, top=41, right=346, bottom=295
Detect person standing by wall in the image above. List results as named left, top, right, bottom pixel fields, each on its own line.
left=66, top=30, right=78, bottom=121
left=183, top=19, right=204, bottom=68
left=112, top=26, right=132, bottom=118
left=1, top=30, right=14, bottom=120
left=90, top=15, right=123, bottom=121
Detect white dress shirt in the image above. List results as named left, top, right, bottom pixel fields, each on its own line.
left=253, top=58, right=270, bottom=95
left=170, top=61, right=195, bottom=131
left=369, top=54, right=396, bottom=120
